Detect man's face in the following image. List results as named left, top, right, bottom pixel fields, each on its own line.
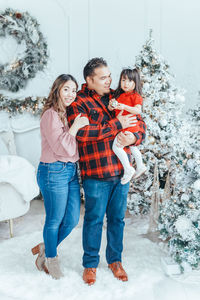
left=87, top=66, right=112, bottom=96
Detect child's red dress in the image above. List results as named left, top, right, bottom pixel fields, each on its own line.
left=115, top=91, right=146, bottom=134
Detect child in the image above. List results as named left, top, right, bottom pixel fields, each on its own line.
left=108, top=68, right=147, bottom=185
left=31, top=74, right=89, bottom=279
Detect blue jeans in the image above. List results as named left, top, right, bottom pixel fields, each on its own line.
left=37, top=161, right=80, bottom=257
left=82, top=178, right=129, bottom=268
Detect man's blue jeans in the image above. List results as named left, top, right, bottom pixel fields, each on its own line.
left=37, top=161, right=80, bottom=257
left=82, top=178, right=129, bottom=268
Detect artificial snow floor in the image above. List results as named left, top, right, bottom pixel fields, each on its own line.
left=1, top=200, right=200, bottom=300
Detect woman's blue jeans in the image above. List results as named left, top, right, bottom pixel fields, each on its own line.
left=82, top=178, right=129, bottom=268
left=37, top=161, right=80, bottom=257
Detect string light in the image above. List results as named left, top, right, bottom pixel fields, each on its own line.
left=0, top=95, right=46, bottom=116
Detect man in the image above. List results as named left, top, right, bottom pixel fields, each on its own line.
left=67, top=57, right=145, bottom=285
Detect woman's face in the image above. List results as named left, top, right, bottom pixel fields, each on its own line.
left=59, top=80, right=77, bottom=107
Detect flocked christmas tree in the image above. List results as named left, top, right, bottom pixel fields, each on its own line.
left=127, top=30, right=185, bottom=216
left=158, top=100, right=200, bottom=271
left=127, top=30, right=200, bottom=271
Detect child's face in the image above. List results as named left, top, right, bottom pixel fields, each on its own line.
left=120, top=76, right=135, bottom=93
left=59, top=80, right=77, bottom=107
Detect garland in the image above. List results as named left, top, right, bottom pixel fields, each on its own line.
left=0, top=94, right=46, bottom=116
left=0, top=8, right=48, bottom=92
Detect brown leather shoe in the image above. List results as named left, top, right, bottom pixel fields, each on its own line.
left=83, top=268, right=96, bottom=285
left=108, top=262, right=128, bottom=281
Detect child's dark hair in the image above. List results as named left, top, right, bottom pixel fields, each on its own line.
left=114, top=68, right=142, bottom=99
left=83, top=57, right=107, bottom=80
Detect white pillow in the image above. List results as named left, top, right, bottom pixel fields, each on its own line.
left=0, top=137, right=9, bottom=155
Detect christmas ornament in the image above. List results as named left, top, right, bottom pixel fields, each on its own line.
left=148, top=135, right=156, bottom=144
left=159, top=118, right=168, bottom=127
left=175, top=215, right=194, bottom=241
left=193, top=179, right=200, bottom=191
left=111, top=99, right=118, bottom=108
left=188, top=203, right=194, bottom=209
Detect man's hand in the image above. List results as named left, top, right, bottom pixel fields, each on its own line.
left=116, top=131, right=136, bottom=148
left=117, top=110, right=137, bottom=129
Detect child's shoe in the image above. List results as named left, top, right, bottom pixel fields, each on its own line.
left=121, top=167, right=135, bottom=185
left=133, top=164, right=147, bottom=179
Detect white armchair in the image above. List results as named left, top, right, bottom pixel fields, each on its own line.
left=0, top=117, right=39, bottom=237
left=0, top=183, right=30, bottom=237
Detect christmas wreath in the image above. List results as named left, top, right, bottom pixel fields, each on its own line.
left=0, top=8, right=48, bottom=92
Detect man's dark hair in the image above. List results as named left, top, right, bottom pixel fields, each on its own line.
left=83, top=57, right=107, bottom=80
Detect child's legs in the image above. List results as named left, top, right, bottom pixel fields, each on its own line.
left=57, top=167, right=81, bottom=245
left=113, top=134, right=133, bottom=172
left=130, top=145, right=144, bottom=168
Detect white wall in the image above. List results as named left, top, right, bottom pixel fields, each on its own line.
left=0, top=0, right=199, bottom=109
left=0, top=0, right=199, bottom=167
left=0, top=0, right=70, bottom=97
left=66, top=0, right=200, bottom=109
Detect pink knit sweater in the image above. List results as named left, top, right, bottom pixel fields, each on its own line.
left=40, top=108, right=79, bottom=163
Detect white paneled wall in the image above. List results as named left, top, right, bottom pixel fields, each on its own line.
left=0, top=0, right=199, bottom=104
left=0, top=0, right=199, bottom=166
left=161, top=0, right=200, bottom=107
left=0, top=0, right=69, bottom=98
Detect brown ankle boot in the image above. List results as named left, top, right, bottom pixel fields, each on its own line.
left=108, top=262, right=128, bottom=281
left=31, top=243, right=47, bottom=273
left=83, top=268, right=96, bottom=285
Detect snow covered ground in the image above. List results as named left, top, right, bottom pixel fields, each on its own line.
left=0, top=199, right=200, bottom=300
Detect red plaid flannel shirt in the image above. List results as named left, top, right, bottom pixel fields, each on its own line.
left=67, top=84, right=145, bottom=179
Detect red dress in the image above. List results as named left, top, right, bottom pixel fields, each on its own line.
left=115, top=91, right=146, bottom=133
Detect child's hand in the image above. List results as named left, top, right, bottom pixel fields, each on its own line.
left=116, top=103, right=125, bottom=110
left=108, top=98, right=117, bottom=111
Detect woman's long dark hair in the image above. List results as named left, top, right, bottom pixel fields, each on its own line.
left=114, top=68, right=142, bottom=99
left=41, top=74, right=78, bottom=123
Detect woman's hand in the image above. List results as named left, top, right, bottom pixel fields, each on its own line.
left=74, top=114, right=89, bottom=129
left=68, top=114, right=89, bottom=136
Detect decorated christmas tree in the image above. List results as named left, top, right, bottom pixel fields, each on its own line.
left=158, top=102, right=200, bottom=271
left=127, top=30, right=186, bottom=215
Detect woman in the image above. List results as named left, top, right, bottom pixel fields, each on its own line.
left=31, top=74, right=89, bottom=279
